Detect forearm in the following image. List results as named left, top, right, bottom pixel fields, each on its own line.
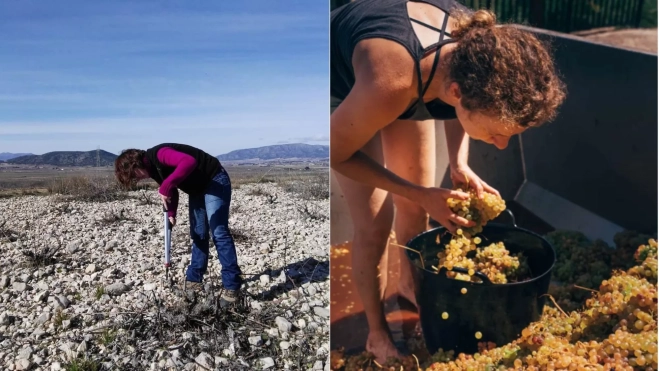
left=332, top=151, right=424, bottom=202
left=167, top=190, right=179, bottom=218
left=444, top=119, right=470, bottom=167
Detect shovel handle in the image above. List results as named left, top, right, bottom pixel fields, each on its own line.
left=163, top=211, right=171, bottom=266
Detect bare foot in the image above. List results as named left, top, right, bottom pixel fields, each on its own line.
left=366, top=330, right=404, bottom=364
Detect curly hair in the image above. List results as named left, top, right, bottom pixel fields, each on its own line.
left=114, top=149, right=146, bottom=189
left=447, top=9, right=566, bottom=127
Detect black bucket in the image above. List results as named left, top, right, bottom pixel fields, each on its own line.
left=405, top=215, right=556, bottom=355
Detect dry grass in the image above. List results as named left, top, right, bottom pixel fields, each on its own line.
left=236, top=170, right=329, bottom=201
left=45, top=176, right=157, bottom=202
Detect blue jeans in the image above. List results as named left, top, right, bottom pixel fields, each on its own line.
left=185, top=168, right=242, bottom=290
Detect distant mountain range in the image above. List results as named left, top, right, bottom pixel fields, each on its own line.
left=216, top=143, right=329, bottom=161
left=0, top=152, right=33, bottom=161
left=7, top=150, right=117, bottom=167
left=3, top=144, right=329, bottom=167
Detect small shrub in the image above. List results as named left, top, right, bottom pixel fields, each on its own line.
left=231, top=228, right=250, bottom=243
left=297, top=203, right=328, bottom=221
left=19, top=240, right=62, bottom=267
left=95, top=286, right=105, bottom=300
left=63, top=356, right=101, bottom=371
left=0, top=220, right=19, bottom=242
left=47, top=176, right=126, bottom=202
left=230, top=203, right=242, bottom=214
left=53, top=308, right=69, bottom=329
left=282, top=174, right=329, bottom=200
left=247, top=186, right=268, bottom=197
left=100, top=328, right=116, bottom=346
left=100, top=210, right=134, bottom=225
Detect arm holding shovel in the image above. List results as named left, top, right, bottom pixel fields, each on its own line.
left=160, top=190, right=178, bottom=227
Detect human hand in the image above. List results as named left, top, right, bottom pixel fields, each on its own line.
left=160, top=194, right=171, bottom=210
left=450, top=164, right=500, bottom=199
left=416, top=187, right=475, bottom=234
left=168, top=216, right=176, bottom=228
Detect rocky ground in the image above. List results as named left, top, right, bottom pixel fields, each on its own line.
left=0, top=181, right=330, bottom=370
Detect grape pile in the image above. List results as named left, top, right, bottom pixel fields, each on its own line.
left=434, top=233, right=529, bottom=284
left=546, top=230, right=656, bottom=312
left=424, top=238, right=658, bottom=371
left=446, top=188, right=506, bottom=236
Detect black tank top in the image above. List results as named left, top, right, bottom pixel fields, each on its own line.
left=330, top=0, right=469, bottom=121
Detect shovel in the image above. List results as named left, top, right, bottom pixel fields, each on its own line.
left=163, top=207, right=172, bottom=286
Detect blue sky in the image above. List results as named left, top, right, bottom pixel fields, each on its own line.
left=0, top=0, right=328, bottom=156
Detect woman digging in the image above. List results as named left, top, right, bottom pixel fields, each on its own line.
left=114, top=143, right=243, bottom=308
left=330, top=0, right=566, bottom=363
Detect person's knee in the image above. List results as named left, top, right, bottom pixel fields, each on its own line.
left=190, top=225, right=209, bottom=242
left=210, top=224, right=233, bottom=242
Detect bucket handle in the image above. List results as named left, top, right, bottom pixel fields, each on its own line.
left=390, top=242, right=426, bottom=270
left=441, top=266, right=493, bottom=285
left=500, top=208, right=518, bottom=228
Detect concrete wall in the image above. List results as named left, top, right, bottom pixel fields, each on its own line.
left=516, top=27, right=657, bottom=235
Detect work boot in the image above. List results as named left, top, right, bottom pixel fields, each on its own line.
left=180, top=280, right=203, bottom=302
left=219, top=289, right=239, bottom=308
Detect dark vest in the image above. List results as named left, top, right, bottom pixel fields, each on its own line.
left=331, top=0, right=468, bottom=121
left=145, top=143, right=221, bottom=195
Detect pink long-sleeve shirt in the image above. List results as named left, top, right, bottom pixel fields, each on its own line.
left=143, top=147, right=197, bottom=218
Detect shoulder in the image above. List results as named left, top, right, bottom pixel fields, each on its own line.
left=352, top=38, right=417, bottom=95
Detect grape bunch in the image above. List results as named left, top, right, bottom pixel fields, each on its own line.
left=628, top=239, right=658, bottom=283
left=474, top=242, right=529, bottom=283
left=434, top=233, right=529, bottom=284
left=446, top=188, right=506, bottom=236
left=612, top=230, right=655, bottom=270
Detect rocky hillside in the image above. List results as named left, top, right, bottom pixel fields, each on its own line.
left=217, top=144, right=329, bottom=161
left=0, top=182, right=329, bottom=370
left=0, top=153, right=33, bottom=162
left=7, top=151, right=117, bottom=167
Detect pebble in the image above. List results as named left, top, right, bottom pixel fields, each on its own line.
left=17, top=346, right=33, bottom=359
left=34, top=290, right=49, bottom=302
left=54, top=295, right=71, bottom=309
left=275, top=316, right=292, bottom=333
left=313, top=307, right=330, bottom=318
left=195, top=352, right=213, bottom=369
left=249, top=336, right=263, bottom=346
left=15, top=359, right=31, bottom=370
left=260, top=357, right=275, bottom=369
left=0, top=276, right=8, bottom=288
left=105, top=282, right=129, bottom=296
